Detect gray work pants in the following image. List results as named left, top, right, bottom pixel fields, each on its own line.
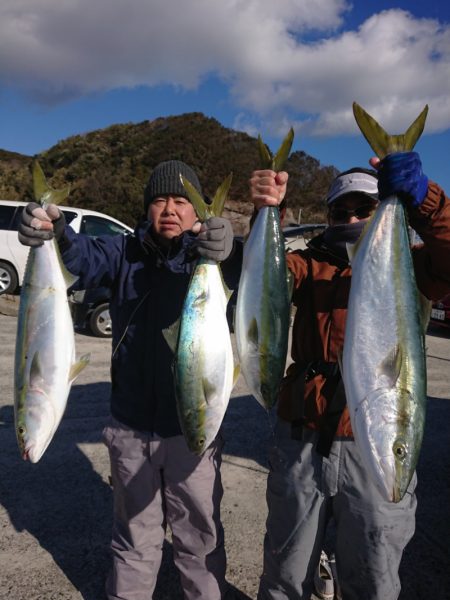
left=102, top=417, right=227, bottom=600
left=258, top=419, right=417, bottom=600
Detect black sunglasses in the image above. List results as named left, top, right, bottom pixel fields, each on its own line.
left=329, top=204, right=376, bottom=222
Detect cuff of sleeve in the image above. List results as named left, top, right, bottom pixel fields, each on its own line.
left=407, top=181, right=446, bottom=234
left=57, top=226, right=75, bottom=253
left=416, top=181, right=443, bottom=215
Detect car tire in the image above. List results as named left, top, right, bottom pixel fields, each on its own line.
left=89, top=302, right=112, bottom=338
left=0, top=261, right=19, bottom=295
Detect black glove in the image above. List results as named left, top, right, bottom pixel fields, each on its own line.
left=18, top=202, right=66, bottom=247
left=196, top=217, right=234, bottom=262
left=378, top=152, right=428, bottom=207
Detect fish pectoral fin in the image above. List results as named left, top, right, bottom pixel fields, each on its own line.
left=61, top=264, right=78, bottom=289
left=224, top=285, right=233, bottom=303
left=162, top=319, right=180, bottom=353
left=68, top=353, right=90, bottom=382
left=247, top=318, right=259, bottom=347
left=217, top=265, right=233, bottom=302
left=202, top=377, right=216, bottom=405
left=232, top=364, right=241, bottom=388
left=378, top=344, right=403, bottom=387
left=29, top=351, right=45, bottom=388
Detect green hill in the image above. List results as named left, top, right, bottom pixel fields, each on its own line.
left=0, top=113, right=338, bottom=232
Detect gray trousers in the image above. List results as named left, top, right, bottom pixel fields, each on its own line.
left=258, top=419, right=417, bottom=600
left=102, top=417, right=227, bottom=600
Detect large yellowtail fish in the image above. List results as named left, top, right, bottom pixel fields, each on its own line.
left=235, top=130, right=294, bottom=409
left=342, top=103, right=429, bottom=502
left=14, top=162, right=89, bottom=463
left=164, top=175, right=238, bottom=455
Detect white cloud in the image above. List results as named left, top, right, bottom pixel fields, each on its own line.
left=0, top=1, right=449, bottom=135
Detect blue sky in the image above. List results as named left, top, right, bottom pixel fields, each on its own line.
left=1, top=0, right=450, bottom=191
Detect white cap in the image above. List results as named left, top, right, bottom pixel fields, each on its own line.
left=326, top=170, right=379, bottom=205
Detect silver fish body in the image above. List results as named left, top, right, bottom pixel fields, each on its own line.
left=174, top=259, right=234, bottom=455
left=235, top=206, right=290, bottom=409
left=14, top=239, right=87, bottom=463
left=342, top=197, right=427, bottom=502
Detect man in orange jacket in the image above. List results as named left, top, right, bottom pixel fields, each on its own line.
left=249, top=152, right=450, bottom=600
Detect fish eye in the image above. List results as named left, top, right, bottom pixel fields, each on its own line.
left=393, top=440, right=407, bottom=461
left=18, top=426, right=26, bottom=435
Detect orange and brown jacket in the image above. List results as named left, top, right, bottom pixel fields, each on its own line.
left=278, top=182, right=450, bottom=438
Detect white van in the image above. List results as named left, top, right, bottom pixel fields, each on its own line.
left=0, top=200, right=133, bottom=294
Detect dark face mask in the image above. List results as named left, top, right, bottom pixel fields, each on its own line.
left=322, top=220, right=367, bottom=260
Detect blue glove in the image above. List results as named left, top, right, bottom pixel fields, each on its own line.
left=378, top=152, right=428, bottom=207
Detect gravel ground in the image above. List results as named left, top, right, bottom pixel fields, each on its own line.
left=0, top=295, right=449, bottom=600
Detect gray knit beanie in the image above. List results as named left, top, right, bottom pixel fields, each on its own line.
left=144, top=160, right=202, bottom=213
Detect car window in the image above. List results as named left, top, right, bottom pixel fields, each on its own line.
left=61, top=210, right=78, bottom=226
left=80, top=215, right=129, bottom=237
left=0, top=205, right=16, bottom=230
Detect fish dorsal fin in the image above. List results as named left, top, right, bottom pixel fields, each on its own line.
left=247, top=318, right=259, bottom=347
left=33, top=161, right=71, bottom=207
left=378, top=344, right=403, bottom=388
left=352, top=102, right=428, bottom=158
left=258, top=128, right=295, bottom=171
left=69, top=354, right=90, bottom=382
left=162, top=318, right=180, bottom=353
left=181, top=173, right=233, bottom=222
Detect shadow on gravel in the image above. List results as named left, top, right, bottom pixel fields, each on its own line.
left=223, top=394, right=450, bottom=600
left=427, top=323, right=450, bottom=339
left=222, top=394, right=276, bottom=470
left=2, top=380, right=448, bottom=600
left=0, top=384, right=113, bottom=600
left=398, top=395, right=450, bottom=599
left=0, top=383, right=258, bottom=600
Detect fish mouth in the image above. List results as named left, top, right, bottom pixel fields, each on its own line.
left=26, top=444, right=47, bottom=464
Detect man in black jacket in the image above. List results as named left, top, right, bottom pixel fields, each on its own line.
left=19, top=160, right=236, bottom=600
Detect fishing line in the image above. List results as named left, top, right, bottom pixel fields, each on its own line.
left=112, top=289, right=152, bottom=359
